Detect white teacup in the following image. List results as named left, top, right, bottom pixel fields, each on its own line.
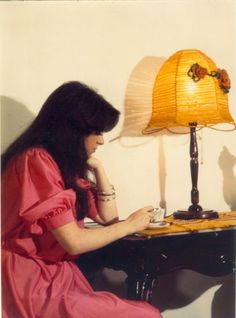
left=152, top=208, right=165, bottom=222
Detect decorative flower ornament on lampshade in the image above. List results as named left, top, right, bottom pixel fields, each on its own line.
left=142, top=49, right=235, bottom=220
left=143, top=49, right=235, bottom=133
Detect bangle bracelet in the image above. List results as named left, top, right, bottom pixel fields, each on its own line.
left=97, top=185, right=115, bottom=196
left=97, top=196, right=116, bottom=202
left=97, top=192, right=116, bottom=197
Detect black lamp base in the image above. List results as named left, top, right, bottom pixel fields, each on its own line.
left=173, top=209, right=219, bottom=220
left=172, top=123, right=219, bottom=221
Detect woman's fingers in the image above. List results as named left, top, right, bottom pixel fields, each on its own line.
left=125, top=206, right=155, bottom=232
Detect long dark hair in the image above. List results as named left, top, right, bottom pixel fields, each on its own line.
left=1, top=81, right=120, bottom=219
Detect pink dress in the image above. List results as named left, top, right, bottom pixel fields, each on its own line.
left=1, top=147, right=162, bottom=318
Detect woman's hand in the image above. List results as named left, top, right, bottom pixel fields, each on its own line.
left=124, top=206, right=154, bottom=234
left=87, top=156, right=103, bottom=170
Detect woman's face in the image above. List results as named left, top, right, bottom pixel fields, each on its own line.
left=84, top=132, right=104, bottom=156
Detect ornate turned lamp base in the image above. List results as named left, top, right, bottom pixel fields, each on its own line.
left=173, top=209, right=219, bottom=220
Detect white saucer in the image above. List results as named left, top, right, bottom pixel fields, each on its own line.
left=148, top=221, right=170, bottom=229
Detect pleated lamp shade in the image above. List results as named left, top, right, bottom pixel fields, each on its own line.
left=143, top=49, right=235, bottom=133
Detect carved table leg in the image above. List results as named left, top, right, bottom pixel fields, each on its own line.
left=126, top=272, right=157, bottom=303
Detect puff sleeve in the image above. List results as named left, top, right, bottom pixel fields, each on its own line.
left=15, top=148, right=76, bottom=233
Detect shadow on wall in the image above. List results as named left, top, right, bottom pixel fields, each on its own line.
left=117, top=56, right=169, bottom=212
left=218, top=146, right=236, bottom=211
left=1, top=96, right=35, bottom=152
left=211, top=273, right=235, bottom=318
left=117, top=55, right=198, bottom=214
left=121, top=55, right=165, bottom=137
left=152, top=270, right=235, bottom=318
left=92, top=269, right=235, bottom=318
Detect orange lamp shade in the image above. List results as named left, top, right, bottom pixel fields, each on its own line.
left=143, top=49, right=234, bottom=133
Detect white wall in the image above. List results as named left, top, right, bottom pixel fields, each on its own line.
left=1, top=1, right=235, bottom=317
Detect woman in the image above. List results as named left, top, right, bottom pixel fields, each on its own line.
left=1, top=81, right=162, bottom=317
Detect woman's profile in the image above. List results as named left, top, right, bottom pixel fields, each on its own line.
left=1, top=81, right=162, bottom=317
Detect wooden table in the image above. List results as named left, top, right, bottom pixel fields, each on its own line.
left=76, top=212, right=236, bottom=302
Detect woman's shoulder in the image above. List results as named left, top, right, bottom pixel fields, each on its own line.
left=23, top=146, right=51, bottom=158
left=16, top=147, right=59, bottom=173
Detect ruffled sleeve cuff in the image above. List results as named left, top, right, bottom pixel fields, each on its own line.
left=42, top=208, right=75, bottom=231
left=20, top=189, right=77, bottom=234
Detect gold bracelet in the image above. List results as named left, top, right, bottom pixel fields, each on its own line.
left=97, top=185, right=115, bottom=196
left=97, top=195, right=116, bottom=202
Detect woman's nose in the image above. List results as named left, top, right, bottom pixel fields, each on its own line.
left=97, top=134, right=104, bottom=145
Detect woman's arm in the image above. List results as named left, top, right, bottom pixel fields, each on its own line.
left=87, top=157, right=118, bottom=224
left=52, top=206, right=154, bottom=255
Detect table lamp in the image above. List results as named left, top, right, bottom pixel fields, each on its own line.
left=143, top=49, right=235, bottom=220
